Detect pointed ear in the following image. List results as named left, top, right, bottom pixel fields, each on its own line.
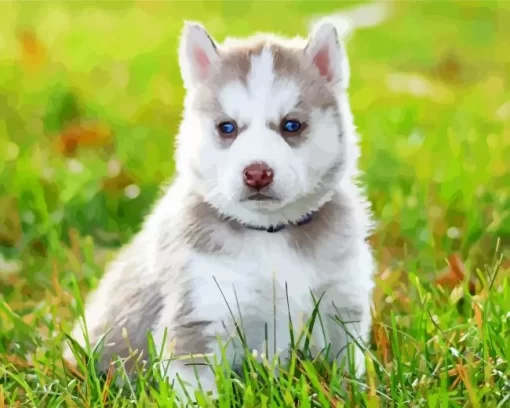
left=178, top=21, right=220, bottom=89
left=304, top=23, right=346, bottom=86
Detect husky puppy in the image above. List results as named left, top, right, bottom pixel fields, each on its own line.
left=63, top=20, right=376, bottom=402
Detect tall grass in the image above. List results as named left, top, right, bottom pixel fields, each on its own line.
left=0, top=0, right=509, bottom=406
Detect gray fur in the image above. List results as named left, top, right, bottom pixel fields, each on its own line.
left=63, top=24, right=374, bottom=400
left=172, top=287, right=215, bottom=356
left=193, top=39, right=340, bottom=149
left=285, top=192, right=355, bottom=255
left=81, top=252, right=165, bottom=373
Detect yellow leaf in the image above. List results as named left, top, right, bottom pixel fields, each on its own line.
left=472, top=302, right=483, bottom=331
left=17, top=30, right=46, bottom=69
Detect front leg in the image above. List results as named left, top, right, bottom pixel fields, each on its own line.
left=281, top=290, right=370, bottom=377
left=152, top=312, right=245, bottom=405
left=155, top=312, right=295, bottom=404
left=159, top=347, right=220, bottom=404
left=311, top=251, right=374, bottom=378
left=322, top=299, right=371, bottom=377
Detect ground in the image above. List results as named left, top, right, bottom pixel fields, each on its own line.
left=0, top=0, right=509, bottom=407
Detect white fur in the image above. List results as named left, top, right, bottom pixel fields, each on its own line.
left=149, top=188, right=375, bottom=402
left=182, top=44, right=345, bottom=228
left=65, top=22, right=376, bottom=405
left=305, top=22, right=345, bottom=85
left=179, top=22, right=220, bottom=89
left=163, top=22, right=373, bottom=401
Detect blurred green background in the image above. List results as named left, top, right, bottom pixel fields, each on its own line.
left=0, top=0, right=509, bottom=301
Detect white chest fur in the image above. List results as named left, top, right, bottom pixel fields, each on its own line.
left=185, top=231, right=338, bottom=359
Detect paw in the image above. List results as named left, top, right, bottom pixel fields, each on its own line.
left=162, top=359, right=218, bottom=405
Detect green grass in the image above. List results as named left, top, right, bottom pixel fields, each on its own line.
left=1, top=0, right=509, bottom=406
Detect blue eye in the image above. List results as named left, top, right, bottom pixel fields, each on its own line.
left=218, top=121, right=237, bottom=136
left=282, top=120, right=302, bottom=133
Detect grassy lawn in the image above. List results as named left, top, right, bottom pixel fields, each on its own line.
left=1, top=0, right=509, bottom=406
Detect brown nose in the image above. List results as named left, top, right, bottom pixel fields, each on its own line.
left=243, top=162, right=274, bottom=190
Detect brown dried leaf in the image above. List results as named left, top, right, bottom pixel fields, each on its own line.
left=435, top=253, right=466, bottom=289
left=55, top=121, right=114, bottom=156
left=457, top=361, right=480, bottom=408
left=0, top=196, right=22, bottom=248
left=472, top=302, right=483, bottom=331
left=62, top=358, right=85, bottom=381
left=3, top=354, right=32, bottom=370
left=102, top=363, right=116, bottom=405
left=435, top=51, right=464, bottom=84
left=101, top=169, right=136, bottom=193
left=372, top=321, right=390, bottom=365
left=17, top=30, right=47, bottom=69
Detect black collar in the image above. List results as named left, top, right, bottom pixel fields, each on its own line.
left=244, top=212, right=315, bottom=233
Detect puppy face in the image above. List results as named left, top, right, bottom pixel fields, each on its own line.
left=176, top=23, right=349, bottom=227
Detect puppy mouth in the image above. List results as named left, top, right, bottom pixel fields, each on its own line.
left=244, top=192, right=277, bottom=202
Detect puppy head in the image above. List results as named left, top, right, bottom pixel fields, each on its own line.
left=175, top=22, right=351, bottom=227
